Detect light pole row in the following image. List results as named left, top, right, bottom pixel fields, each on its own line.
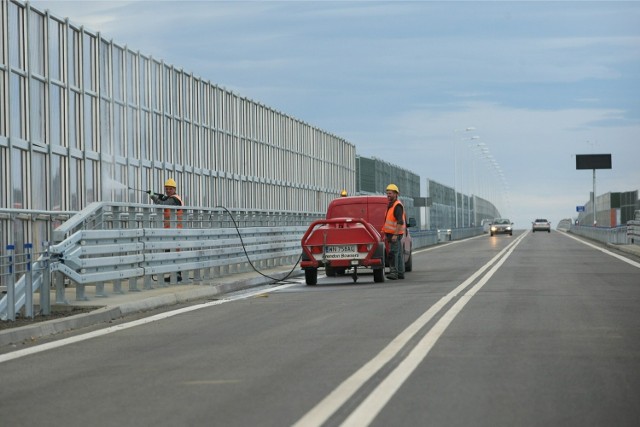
left=454, top=128, right=510, bottom=227
left=454, top=127, right=479, bottom=228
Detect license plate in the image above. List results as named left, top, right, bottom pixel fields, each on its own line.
left=325, top=245, right=356, bottom=253
left=324, top=245, right=359, bottom=259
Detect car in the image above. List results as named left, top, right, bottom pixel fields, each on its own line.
left=490, top=218, right=513, bottom=236
left=481, top=218, right=492, bottom=234
left=532, top=218, right=551, bottom=233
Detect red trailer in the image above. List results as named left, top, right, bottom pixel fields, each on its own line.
left=300, top=196, right=413, bottom=285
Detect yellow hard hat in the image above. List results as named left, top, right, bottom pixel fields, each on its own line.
left=386, top=184, right=399, bottom=193
left=340, top=189, right=348, bottom=197
left=164, top=178, right=177, bottom=188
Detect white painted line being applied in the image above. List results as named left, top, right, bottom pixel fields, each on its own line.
left=340, top=232, right=526, bottom=426
left=559, top=231, right=640, bottom=269
left=292, top=233, right=527, bottom=427
left=0, top=283, right=298, bottom=364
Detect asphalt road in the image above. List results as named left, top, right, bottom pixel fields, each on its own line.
left=1, top=230, right=639, bottom=426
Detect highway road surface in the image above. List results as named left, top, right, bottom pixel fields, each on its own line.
left=1, top=230, right=639, bottom=426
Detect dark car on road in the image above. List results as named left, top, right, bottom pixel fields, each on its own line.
left=490, top=218, right=513, bottom=236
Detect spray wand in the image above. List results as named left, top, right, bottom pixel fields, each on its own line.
left=128, top=187, right=168, bottom=201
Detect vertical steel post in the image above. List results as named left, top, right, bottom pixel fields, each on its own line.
left=6, top=244, right=16, bottom=320
left=24, top=243, right=33, bottom=318
left=41, top=240, right=51, bottom=315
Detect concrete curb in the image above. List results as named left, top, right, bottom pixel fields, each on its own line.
left=0, top=306, right=121, bottom=347
left=606, top=243, right=640, bottom=258
left=1, top=270, right=302, bottom=347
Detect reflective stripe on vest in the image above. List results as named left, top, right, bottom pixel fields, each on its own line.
left=382, top=200, right=406, bottom=235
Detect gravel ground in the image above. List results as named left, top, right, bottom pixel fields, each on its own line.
left=0, top=306, right=100, bottom=330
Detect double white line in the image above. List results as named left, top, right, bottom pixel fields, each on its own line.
left=293, top=232, right=528, bottom=427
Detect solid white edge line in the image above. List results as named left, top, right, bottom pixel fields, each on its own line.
left=412, top=234, right=486, bottom=255
left=291, top=234, right=525, bottom=427
left=0, top=283, right=297, bottom=364
left=340, top=232, right=526, bottom=427
left=559, top=231, right=640, bottom=269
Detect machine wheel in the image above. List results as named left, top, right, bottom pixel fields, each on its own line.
left=373, top=267, right=385, bottom=283
left=305, top=268, right=318, bottom=286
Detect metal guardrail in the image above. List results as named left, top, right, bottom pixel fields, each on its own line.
left=412, top=229, right=439, bottom=247
left=435, top=227, right=484, bottom=242
left=1, top=202, right=323, bottom=321
left=569, top=224, right=629, bottom=245
left=48, top=225, right=307, bottom=303
left=569, top=210, right=640, bottom=245
left=627, top=220, right=640, bottom=245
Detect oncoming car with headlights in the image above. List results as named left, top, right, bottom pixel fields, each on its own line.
left=490, top=218, right=513, bottom=236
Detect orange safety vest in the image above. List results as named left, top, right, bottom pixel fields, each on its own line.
left=163, top=195, right=184, bottom=229
left=382, top=200, right=406, bottom=235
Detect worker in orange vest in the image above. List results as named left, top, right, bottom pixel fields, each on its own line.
left=149, top=178, right=183, bottom=228
left=382, top=184, right=406, bottom=280
left=149, top=178, right=184, bottom=282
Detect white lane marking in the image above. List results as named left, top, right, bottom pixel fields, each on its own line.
left=0, top=283, right=298, bottom=364
left=292, top=233, right=526, bottom=427
left=341, top=232, right=526, bottom=426
left=412, top=234, right=485, bottom=255
left=559, top=232, right=640, bottom=269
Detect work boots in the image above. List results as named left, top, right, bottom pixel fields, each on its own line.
left=386, top=267, right=398, bottom=280
left=164, top=272, right=183, bottom=283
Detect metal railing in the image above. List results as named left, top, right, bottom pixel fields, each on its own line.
left=628, top=210, right=640, bottom=245
left=569, top=224, right=629, bottom=245
left=1, top=202, right=323, bottom=320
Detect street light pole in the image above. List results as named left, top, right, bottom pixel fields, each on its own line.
left=458, top=134, right=480, bottom=228
left=454, top=127, right=476, bottom=229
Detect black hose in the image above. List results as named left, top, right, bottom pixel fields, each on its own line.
left=217, top=206, right=303, bottom=285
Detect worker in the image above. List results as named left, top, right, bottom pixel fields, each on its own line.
left=340, top=189, right=348, bottom=197
left=149, top=178, right=184, bottom=282
left=382, top=183, right=405, bottom=280
left=149, top=178, right=184, bottom=226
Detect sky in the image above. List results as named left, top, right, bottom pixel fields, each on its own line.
left=31, top=0, right=640, bottom=229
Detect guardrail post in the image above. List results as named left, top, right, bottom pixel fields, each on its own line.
left=113, top=279, right=123, bottom=294
left=128, top=276, right=140, bottom=292
left=6, top=244, right=16, bottom=320
left=55, top=271, right=68, bottom=304
left=41, top=251, right=51, bottom=315
left=143, top=274, right=153, bottom=290
left=95, top=281, right=107, bottom=297
left=76, top=283, right=88, bottom=301
left=193, top=266, right=202, bottom=282
left=24, top=243, right=33, bottom=318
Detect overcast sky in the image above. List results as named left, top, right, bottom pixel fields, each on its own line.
left=32, top=0, right=640, bottom=228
